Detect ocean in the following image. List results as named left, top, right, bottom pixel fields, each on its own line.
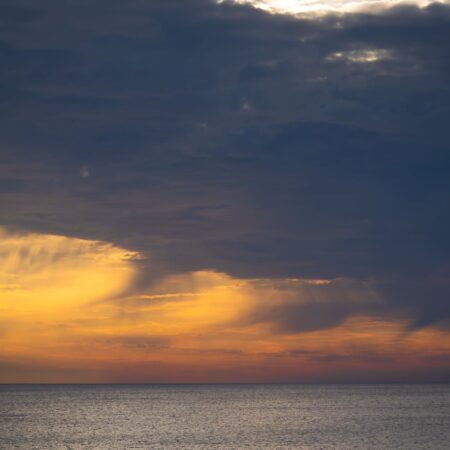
left=1, top=384, right=449, bottom=449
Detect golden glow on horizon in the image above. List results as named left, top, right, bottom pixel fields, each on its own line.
left=0, top=227, right=449, bottom=383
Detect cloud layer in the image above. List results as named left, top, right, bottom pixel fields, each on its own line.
left=0, top=229, right=448, bottom=383
left=1, top=0, right=450, bottom=380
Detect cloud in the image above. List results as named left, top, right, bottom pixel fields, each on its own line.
left=0, top=229, right=449, bottom=382
left=222, top=0, right=448, bottom=15
left=0, top=227, right=140, bottom=324
left=109, top=271, right=386, bottom=335
left=0, top=0, right=449, bottom=337
left=238, top=277, right=384, bottom=333
left=98, top=334, right=171, bottom=350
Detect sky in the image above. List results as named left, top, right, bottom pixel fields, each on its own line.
left=1, top=0, right=450, bottom=383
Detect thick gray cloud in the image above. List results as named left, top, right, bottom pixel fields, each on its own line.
left=1, top=0, right=450, bottom=330
left=238, top=277, right=384, bottom=333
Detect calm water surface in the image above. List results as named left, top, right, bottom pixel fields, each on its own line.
left=0, top=384, right=449, bottom=449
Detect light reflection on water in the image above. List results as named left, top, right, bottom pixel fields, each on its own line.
left=1, top=384, right=449, bottom=449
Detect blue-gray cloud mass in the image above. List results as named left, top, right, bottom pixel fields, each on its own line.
left=1, top=0, right=450, bottom=331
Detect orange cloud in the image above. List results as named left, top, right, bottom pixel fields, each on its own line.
left=1, top=228, right=449, bottom=383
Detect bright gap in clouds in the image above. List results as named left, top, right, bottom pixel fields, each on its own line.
left=220, top=0, right=447, bottom=15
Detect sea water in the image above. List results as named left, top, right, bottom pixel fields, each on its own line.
left=1, top=384, right=449, bottom=449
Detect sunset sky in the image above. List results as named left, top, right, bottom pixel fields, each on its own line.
left=1, top=0, right=450, bottom=383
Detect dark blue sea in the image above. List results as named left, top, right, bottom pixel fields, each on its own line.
left=1, top=384, right=449, bottom=449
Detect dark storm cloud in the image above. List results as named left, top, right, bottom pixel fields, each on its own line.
left=1, top=0, right=450, bottom=330
left=253, top=298, right=358, bottom=333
